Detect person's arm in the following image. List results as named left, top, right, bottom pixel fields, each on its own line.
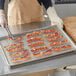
left=38, top=0, right=53, bottom=10
left=0, top=0, right=5, bottom=13
left=0, top=0, right=7, bottom=28
left=38, top=0, right=63, bottom=28
left=0, top=0, right=5, bottom=10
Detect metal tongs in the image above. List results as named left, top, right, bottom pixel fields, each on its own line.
left=5, top=26, right=14, bottom=39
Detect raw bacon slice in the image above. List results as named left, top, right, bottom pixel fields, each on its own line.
left=41, top=28, right=56, bottom=33
left=49, top=40, right=68, bottom=46
left=28, top=41, right=44, bottom=47
left=26, top=37, right=42, bottom=42
left=26, top=32, right=40, bottom=37
left=46, top=35, right=63, bottom=41
left=44, top=32, right=59, bottom=37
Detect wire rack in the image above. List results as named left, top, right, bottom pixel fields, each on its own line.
left=0, top=25, right=76, bottom=66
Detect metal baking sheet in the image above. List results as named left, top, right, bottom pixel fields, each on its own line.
left=0, top=25, right=76, bottom=66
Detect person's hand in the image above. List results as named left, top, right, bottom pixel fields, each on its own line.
left=47, top=7, right=63, bottom=29
left=0, top=13, right=7, bottom=28
left=51, top=15, right=63, bottom=29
